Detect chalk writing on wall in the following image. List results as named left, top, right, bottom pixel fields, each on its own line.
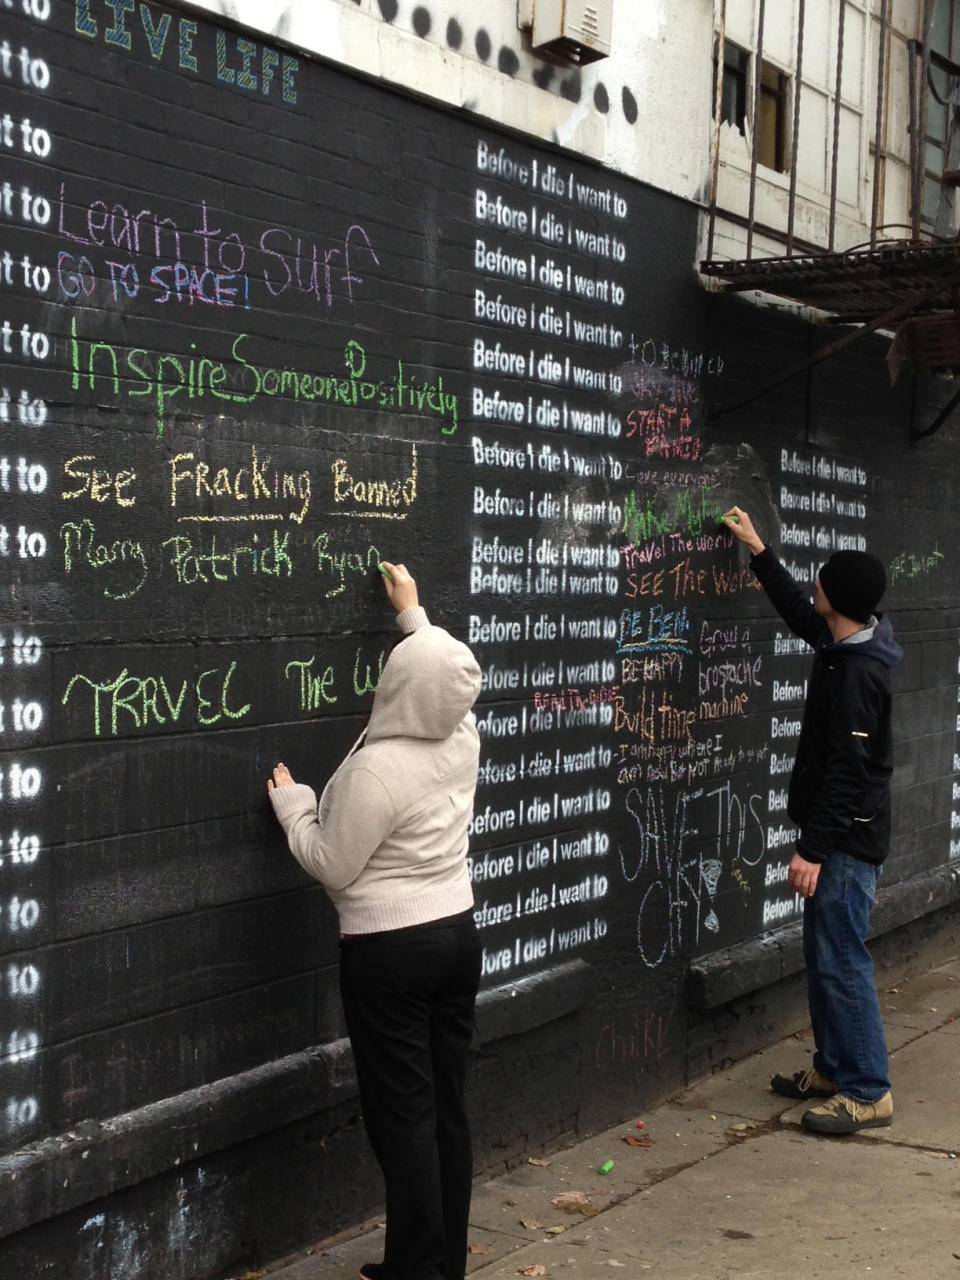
left=1, top=0, right=468, bottom=1155
left=3, top=1, right=957, bottom=1182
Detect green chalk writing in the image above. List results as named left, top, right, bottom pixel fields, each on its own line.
left=622, top=488, right=726, bottom=544
left=69, top=319, right=459, bottom=436
left=285, top=657, right=338, bottom=711
left=162, top=529, right=293, bottom=583
left=62, top=662, right=251, bottom=736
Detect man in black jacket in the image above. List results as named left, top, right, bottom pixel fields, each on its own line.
left=721, top=507, right=901, bottom=1134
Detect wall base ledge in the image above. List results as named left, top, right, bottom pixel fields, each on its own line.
left=688, top=862, right=960, bottom=1010
left=0, top=960, right=593, bottom=1240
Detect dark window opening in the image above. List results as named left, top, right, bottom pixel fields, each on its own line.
left=715, top=41, right=788, bottom=173
left=716, top=41, right=749, bottom=134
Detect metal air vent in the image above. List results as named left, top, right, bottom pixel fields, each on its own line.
left=530, top=0, right=611, bottom=66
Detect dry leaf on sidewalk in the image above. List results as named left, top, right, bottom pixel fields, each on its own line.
left=726, top=1121, right=756, bottom=1139
left=469, top=1243, right=495, bottom=1255
left=518, top=1266, right=547, bottom=1277
left=520, top=1219, right=543, bottom=1230
left=552, top=1191, right=591, bottom=1207
left=528, top=1157, right=551, bottom=1167
left=551, top=1190, right=598, bottom=1217
left=623, top=1134, right=654, bottom=1147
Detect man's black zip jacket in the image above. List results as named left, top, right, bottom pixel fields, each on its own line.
left=751, top=548, right=902, bottom=866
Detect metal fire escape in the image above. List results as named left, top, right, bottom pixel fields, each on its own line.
left=700, top=0, right=960, bottom=435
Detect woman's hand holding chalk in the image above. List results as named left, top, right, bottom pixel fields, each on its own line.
left=378, top=560, right=419, bottom=612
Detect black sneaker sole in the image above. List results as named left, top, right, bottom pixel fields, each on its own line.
left=802, top=1112, right=893, bottom=1135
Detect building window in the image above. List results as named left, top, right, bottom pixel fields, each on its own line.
left=923, top=0, right=960, bottom=232
left=716, top=39, right=789, bottom=173
left=718, top=40, right=749, bottom=134
left=758, top=61, right=788, bottom=172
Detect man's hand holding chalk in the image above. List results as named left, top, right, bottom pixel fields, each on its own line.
left=720, top=507, right=766, bottom=556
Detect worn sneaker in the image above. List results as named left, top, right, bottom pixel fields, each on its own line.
left=802, top=1090, right=893, bottom=1134
left=358, top=1265, right=388, bottom=1280
left=770, top=1067, right=836, bottom=1100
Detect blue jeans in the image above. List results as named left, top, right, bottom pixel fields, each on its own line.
left=802, top=853, right=890, bottom=1103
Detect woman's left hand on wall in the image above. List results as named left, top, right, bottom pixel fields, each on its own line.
left=268, top=763, right=296, bottom=792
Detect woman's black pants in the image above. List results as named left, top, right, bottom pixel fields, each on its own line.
left=339, top=912, right=482, bottom=1280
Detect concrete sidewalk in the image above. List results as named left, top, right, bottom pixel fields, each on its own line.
left=256, top=957, right=960, bottom=1280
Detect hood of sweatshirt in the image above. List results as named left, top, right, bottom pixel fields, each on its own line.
left=825, top=613, right=903, bottom=669
left=366, top=625, right=482, bottom=743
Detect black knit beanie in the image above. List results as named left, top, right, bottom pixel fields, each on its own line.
left=817, top=550, right=887, bottom=623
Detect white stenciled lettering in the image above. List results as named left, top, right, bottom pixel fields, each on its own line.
left=468, top=615, right=522, bottom=645
left=471, top=536, right=524, bottom=566
left=474, top=239, right=528, bottom=280
left=774, top=631, right=807, bottom=655
left=472, top=388, right=525, bottom=423
left=472, top=337, right=526, bottom=376
left=471, top=435, right=527, bottom=468
left=475, top=141, right=530, bottom=185
left=475, top=288, right=527, bottom=329
left=474, top=708, right=519, bottom=737
left=773, top=678, right=805, bottom=702
left=469, top=804, right=517, bottom=837
left=468, top=850, right=515, bottom=883
left=474, top=189, right=529, bottom=233
left=473, top=486, right=525, bottom=517
left=766, top=823, right=797, bottom=851
left=763, top=894, right=802, bottom=925
left=481, top=664, right=520, bottom=692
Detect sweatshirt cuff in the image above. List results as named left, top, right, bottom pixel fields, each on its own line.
left=796, top=838, right=826, bottom=864
left=268, top=781, right=317, bottom=821
left=750, top=546, right=776, bottom=568
left=396, top=605, right=429, bottom=633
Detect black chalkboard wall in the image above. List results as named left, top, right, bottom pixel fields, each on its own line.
left=2, top=3, right=960, bottom=1276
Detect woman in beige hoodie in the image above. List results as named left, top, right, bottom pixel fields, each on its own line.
left=268, top=563, right=482, bottom=1280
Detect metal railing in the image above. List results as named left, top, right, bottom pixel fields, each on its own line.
left=705, top=0, right=954, bottom=265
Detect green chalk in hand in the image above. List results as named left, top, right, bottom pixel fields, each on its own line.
left=720, top=514, right=739, bottom=524
left=378, top=562, right=392, bottom=578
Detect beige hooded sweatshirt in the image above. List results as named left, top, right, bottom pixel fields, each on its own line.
left=268, top=606, right=482, bottom=934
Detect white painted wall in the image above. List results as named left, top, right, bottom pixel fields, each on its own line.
left=180, top=0, right=947, bottom=264
left=180, top=0, right=717, bottom=205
